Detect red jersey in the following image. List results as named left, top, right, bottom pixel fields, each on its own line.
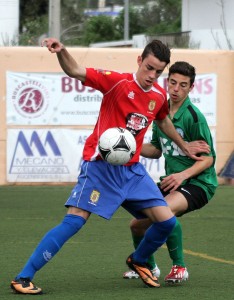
left=82, top=68, right=168, bottom=165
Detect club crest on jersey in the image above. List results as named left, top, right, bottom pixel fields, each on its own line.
left=89, top=190, right=100, bottom=205
left=148, top=100, right=156, bottom=111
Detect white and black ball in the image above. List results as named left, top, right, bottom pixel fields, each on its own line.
left=98, top=127, right=136, bottom=165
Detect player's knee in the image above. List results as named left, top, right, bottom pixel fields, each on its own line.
left=129, top=218, right=139, bottom=233
left=129, top=218, right=151, bottom=236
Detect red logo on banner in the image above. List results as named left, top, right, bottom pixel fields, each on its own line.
left=18, top=88, right=44, bottom=114
left=12, top=80, right=49, bottom=119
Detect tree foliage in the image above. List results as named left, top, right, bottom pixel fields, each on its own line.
left=80, top=15, right=117, bottom=46
left=114, top=6, right=146, bottom=39
left=142, top=0, right=181, bottom=35
left=18, top=0, right=182, bottom=46
left=19, top=0, right=48, bottom=45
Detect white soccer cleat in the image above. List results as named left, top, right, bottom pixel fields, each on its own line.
left=164, top=265, right=189, bottom=283
left=123, top=265, right=160, bottom=279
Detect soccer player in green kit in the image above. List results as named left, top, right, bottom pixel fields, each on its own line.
left=123, top=61, right=218, bottom=283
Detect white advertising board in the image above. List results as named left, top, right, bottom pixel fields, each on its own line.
left=7, top=72, right=217, bottom=126
left=158, top=73, right=217, bottom=126
left=6, top=72, right=102, bottom=125
left=7, top=129, right=165, bottom=183
left=7, top=128, right=216, bottom=183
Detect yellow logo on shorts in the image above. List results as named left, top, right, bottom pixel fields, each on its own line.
left=90, top=190, right=100, bottom=203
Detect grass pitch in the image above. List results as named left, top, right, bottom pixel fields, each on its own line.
left=0, top=185, right=233, bottom=300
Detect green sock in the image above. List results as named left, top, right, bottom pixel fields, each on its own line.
left=166, top=219, right=185, bottom=267
left=132, top=235, right=157, bottom=269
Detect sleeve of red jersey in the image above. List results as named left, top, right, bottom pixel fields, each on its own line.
left=83, top=68, right=124, bottom=94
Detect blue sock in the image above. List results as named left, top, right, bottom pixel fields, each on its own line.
left=16, top=214, right=86, bottom=280
left=133, top=216, right=176, bottom=264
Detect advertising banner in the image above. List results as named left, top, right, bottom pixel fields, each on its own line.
left=158, top=73, right=217, bottom=126
left=6, top=72, right=217, bottom=126
left=6, top=72, right=102, bottom=125
left=7, top=128, right=216, bottom=183
left=7, top=129, right=85, bottom=182
left=7, top=129, right=165, bottom=183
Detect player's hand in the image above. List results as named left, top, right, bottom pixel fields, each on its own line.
left=41, top=38, right=64, bottom=53
left=184, top=140, right=210, bottom=161
left=161, top=173, right=186, bottom=192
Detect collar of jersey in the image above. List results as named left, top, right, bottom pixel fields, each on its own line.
left=133, top=73, right=152, bottom=92
left=168, top=97, right=191, bottom=121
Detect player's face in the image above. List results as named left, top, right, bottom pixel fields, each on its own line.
left=136, top=54, right=167, bottom=90
left=167, top=73, right=194, bottom=104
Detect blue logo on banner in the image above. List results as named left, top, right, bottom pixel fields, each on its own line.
left=13, top=131, right=62, bottom=157
left=9, top=131, right=69, bottom=180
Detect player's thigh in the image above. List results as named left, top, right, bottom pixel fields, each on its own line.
left=165, top=191, right=188, bottom=216
left=67, top=206, right=91, bottom=220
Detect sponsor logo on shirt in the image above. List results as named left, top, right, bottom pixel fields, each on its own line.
left=126, top=112, right=148, bottom=136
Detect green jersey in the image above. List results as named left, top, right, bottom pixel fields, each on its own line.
left=151, top=97, right=218, bottom=200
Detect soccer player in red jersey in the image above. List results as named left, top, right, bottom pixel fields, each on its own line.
left=10, top=38, right=209, bottom=294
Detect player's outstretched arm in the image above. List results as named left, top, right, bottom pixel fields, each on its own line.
left=160, top=156, right=214, bottom=192
left=155, top=117, right=210, bottom=160
left=141, top=143, right=162, bottom=159
left=41, top=37, right=86, bottom=82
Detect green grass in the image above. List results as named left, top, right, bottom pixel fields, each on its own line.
left=0, top=185, right=233, bottom=300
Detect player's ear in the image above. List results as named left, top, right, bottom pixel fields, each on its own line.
left=137, top=55, right=142, bottom=66
left=189, top=83, right=194, bottom=92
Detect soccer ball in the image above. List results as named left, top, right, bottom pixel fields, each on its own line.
left=98, top=127, right=136, bottom=165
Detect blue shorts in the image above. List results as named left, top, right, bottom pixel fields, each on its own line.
left=65, top=160, right=167, bottom=220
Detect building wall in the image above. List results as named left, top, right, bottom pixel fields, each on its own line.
left=0, top=46, right=234, bottom=185
left=0, top=0, right=19, bottom=46
left=182, top=0, right=234, bottom=49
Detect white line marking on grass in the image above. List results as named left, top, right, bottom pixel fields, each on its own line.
left=162, top=245, right=234, bottom=265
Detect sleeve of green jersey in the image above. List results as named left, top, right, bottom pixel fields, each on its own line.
left=190, top=121, right=215, bottom=158
left=150, top=121, right=162, bottom=151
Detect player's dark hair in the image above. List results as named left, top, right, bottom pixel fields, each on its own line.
left=168, top=61, right=196, bottom=86
left=141, top=40, right=171, bottom=65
